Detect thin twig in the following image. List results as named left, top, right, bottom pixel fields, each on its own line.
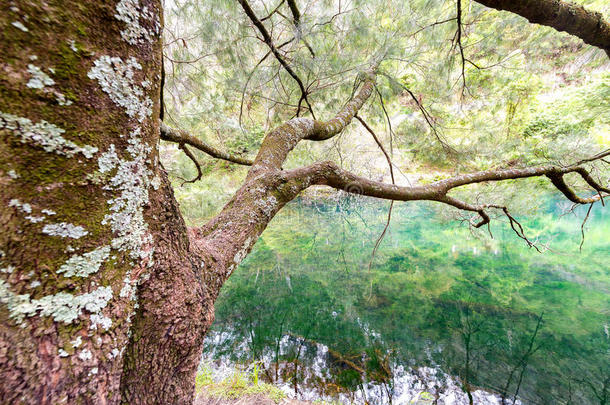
left=579, top=203, right=594, bottom=252
left=237, top=0, right=316, bottom=118
left=380, top=73, right=457, bottom=155
left=375, top=86, right=395, bottom=157
left=285, top=0, right=316, bottom=57
left=178, top=144, right=203, bottom=185
left=455, top=0, right=471, bottom=98
left=261, top=0, right=285, bottom=21
left=239, top=37, right=295, bottom=128
left=355, top=115, right=395, bottom=272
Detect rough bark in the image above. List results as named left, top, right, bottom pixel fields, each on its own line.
left=119, top=171, right=214, bottom=404
left=0, top=0, right=200, bottom=404
left=474, top=0, right=610, bottom=55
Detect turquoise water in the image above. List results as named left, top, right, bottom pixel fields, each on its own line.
left=205, top=195, right=609, bottom=404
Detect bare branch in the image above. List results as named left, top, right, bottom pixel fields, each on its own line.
left=285, top=0, right=316, bottom=57
left=546, top=170, right=602, bottom=204
left=374, top=86, right=395, bottom=156
left=261, top=0, right=285, bottom=22
left=380, top=73, right=456, bottom=154
left=455, top=0, right=469, bottom=96
left=576, top=148, right=610, bottom=164
left=579, top=203, right=594, bottom=252
left=248, top=69, right=376, bottom=176
left=237, top=0, right=316, bottom=117
left=177, top=144, right=203, bottom=185
left=160, top=122, right=253, bottom=166
left=499, top=206, right=542, bottom=252
left=239, top=37, right=295, bottom=128
left=282, top=159, right=608, bottom=249
left=302, top=70, right=377, bottom=141
left=355, top=115, right=396, bottom=270
left=409, top=17, right=457, bottom=37
left=355, top=115, right=395, bottom=184
left=285, top=0, right=301, bottom=25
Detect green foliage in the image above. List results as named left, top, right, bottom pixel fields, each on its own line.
left=195, top=364, right=214, bottom=391
left=163, top=0, right=609, bottom=184
left=195, top=363, right=286, bottom=403
left=225, top=126, right=265, bottom=154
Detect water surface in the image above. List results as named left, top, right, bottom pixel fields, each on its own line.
left=204, top=195, right=609, bottom=404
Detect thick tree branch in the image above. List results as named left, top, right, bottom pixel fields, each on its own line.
left=286, top=0, right=302, bottom=24
left=428, top=165, right=603, bottom=193
left=474, top=0, right=610, bottom=55
left=284, top=159, right=608, bottom=225
left=546, top=170, right=607, bottom=204
left=248, top=69, right=376, bottom=176
left=160, top=122, right=254, bottom=166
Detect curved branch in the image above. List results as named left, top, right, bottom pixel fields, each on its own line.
left=283, top=160, right=607, bottom=249
left=160, top=122, right=254, bottom=166
left=437, top=194, right=491, bottom=228
left=284, top=161, right=441, bottom=201
left=546, top=170, right=602, bottom=204
left=248, top=70, right=376, bottom=175
left=474, top=0, right=610, bottom=55
left=178, top=144, right=203, bottom=185
left=302, top=71, right=377, bottom=141
left=284, top=160, right=608, bottom=221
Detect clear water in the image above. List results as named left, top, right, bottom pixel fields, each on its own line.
left=204, top=195, right=609, bottom=404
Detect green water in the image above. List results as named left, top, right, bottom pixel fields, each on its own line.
left=205, top=195, right=609, bottom=404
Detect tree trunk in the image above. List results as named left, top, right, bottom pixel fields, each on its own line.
left=0, top=2, right=288, bottom=403
left=119, top=171, right=215, bottom=404
left=0, top=0, right=210, bottom=403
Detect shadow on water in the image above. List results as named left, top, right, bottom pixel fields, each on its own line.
left=203, top=195, right=609, bottom=404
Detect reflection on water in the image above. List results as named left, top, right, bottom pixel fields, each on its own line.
left=203, top=195, right=609, bottom=404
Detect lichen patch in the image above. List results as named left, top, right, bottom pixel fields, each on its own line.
left=42, top=223, right=89, bottom=239
left=11, top=21, right=28, bottom=32
left=78, top=349, right=92, bottom=361
left=114, top=0, right=160, bottom=45
left=0, top=281, right=113, bottom=324
left=57, top=246, right=111, bottom=278
left=0, top=112, right=98, bottom=158
left=87, top=56, right=152, bottom=122
left=98, top=128, right=154, bottom=263
left=26, top=64, right=55, bottom=89
left=90, top=313, right=112, bottom=331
